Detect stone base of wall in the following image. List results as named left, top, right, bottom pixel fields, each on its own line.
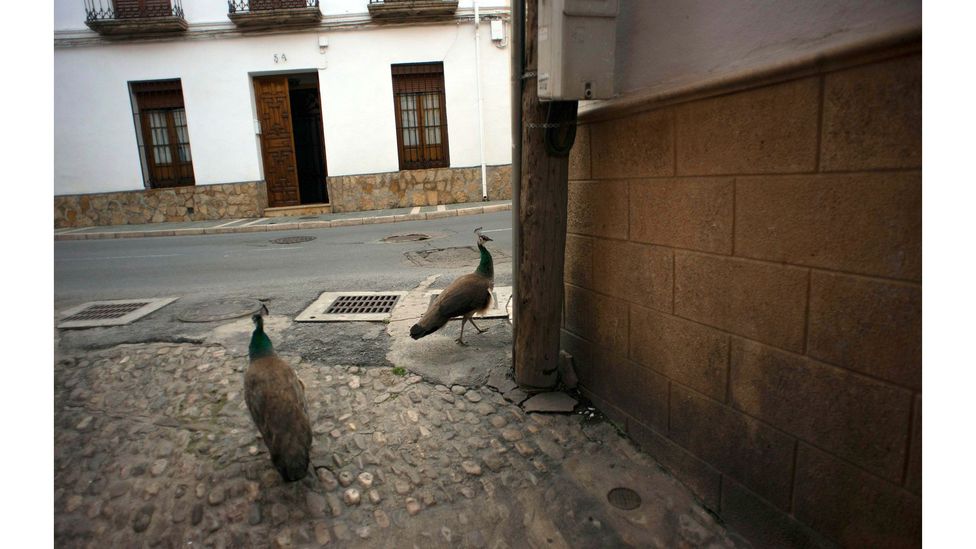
left=327, top=164, right=511, bottom=213
left=54, top=182, right=268, bottom=229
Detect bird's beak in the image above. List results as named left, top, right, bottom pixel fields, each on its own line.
left=482, top=235, right=493, bottom=242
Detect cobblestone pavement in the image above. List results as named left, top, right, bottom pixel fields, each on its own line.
left=54, top=339, right=748, bottom=548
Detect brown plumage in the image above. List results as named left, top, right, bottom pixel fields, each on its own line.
left=245, top=306, right=312, bottom=482
left=411, top=228, right=494, bottom=345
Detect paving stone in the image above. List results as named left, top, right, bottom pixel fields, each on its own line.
left=343, top=488, right=361, bottom=506
left=314, top=521, right=332, bottom=545
left=207, top=487, right=225, bottom=506
left=374, top=509, right=391, bottom=528
left=316, top=468, right=338, bottom=491
left=503, top=388, right=530, bottom=405
left=248, top=503, right=262, bottom=525
left=500, top=428, right=523, bottom=442
left=523, top=392, right=578, bottom=413
left=357, top=472, right=374, bottom=488
left=462, top=461, right=482, bottom=476
left=54, top=340, right=747, bottom=549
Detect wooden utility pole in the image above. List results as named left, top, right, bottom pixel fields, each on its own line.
left=513, top=0, right=578, bottom=389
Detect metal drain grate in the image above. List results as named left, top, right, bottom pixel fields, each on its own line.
left=271, top=236, right=316, bottom=245
left=57, top=297, right=180, bottom=329
left=326, top=294, right=401, bottom=315
left=63, top=302, right=149, bottom=322
left=295, top=291, right=408, bottom=322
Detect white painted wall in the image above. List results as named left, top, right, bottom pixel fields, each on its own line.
left=614, top=0, right=921, bottom=97
left=54, top=0, right=511, bottom=30
left=54, top=9, right=512, bottom=195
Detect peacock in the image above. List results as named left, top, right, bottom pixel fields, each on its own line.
left=411, top=227, right=494, bottom=345
left=244, top=304, right=312, bottom=482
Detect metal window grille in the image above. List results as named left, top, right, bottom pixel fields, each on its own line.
left=130, top=79, right=195, bottom=189
left=392, top=63, right=450, bottom=170
left=228, top=0, right=318, bottom=13
left=85, top=0, right=184, bottom=21
left=325, top=295, right=401, bottom=315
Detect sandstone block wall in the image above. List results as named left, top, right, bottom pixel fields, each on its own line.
left=54, top=182, right=267, bottom=228
left=562, top=47, right=921, bottom=548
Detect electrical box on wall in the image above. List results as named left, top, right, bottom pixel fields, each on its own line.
left=537, top=0, right=618, bottom=101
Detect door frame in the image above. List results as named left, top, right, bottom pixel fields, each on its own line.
left=250, top=70, right=329, bottom=208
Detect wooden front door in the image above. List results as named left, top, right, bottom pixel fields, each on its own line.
left=254, top=76, right=300, bottom=208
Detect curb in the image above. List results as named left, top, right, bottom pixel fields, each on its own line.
left=55, top=203, right=512, bottom=241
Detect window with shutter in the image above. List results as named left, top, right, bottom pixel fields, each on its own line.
left=130, top=79, right=195, bottom=188
left=391, top=63, right=450, bottom=170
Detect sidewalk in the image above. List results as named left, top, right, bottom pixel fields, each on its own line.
left=54, top=200, right=512, bottom=241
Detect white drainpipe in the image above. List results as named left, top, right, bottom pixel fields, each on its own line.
left=474, top=1, right=488, bottom=200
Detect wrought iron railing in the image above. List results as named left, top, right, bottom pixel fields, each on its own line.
left=228, top=0, right=319, bottom=14
left=84, top=0, right=184, bottom=22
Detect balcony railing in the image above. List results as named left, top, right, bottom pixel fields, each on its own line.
left=227, top=0, right=322, bottom=29
left=228, top=0, right=319, bottom=13
left=84, top=1, right=188, bottom=36
left=367, top=0, right=460, bottom=21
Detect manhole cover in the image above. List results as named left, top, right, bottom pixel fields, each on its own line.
left=383, top=233, right=431, bottom=243
left=607, top=487, right=642, bottom=510
left=58, top=298, right=179, bottom=329
left=271, top=236, right=316, bottom=244
left=178, top=298, right=265, bottom=323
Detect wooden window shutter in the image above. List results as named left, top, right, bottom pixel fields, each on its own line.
left=391, top=62, right=450, bottom=170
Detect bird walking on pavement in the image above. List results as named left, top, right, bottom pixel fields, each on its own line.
left=244, top=304, right=312, bottom=482
left=410, top=227, right=495, bottom=346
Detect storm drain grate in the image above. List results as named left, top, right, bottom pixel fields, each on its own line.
left=326, top=294, right=401, bottom=315
left=57, top=297, right=179, bottom=329
left=63, top=302, right=149, bottom=321
left=296, top=291, right=408, bottom=322
left=271, top=235, right=316, bottom=245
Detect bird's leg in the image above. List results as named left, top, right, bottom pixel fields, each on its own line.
left=469, top=317, right=489, bottom=334
left=455, top=319, right=469, bottom=346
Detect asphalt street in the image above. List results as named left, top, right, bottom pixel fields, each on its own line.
left=54, top=211, right=514, bottom=311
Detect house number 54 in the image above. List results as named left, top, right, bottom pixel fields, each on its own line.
left=274, top=54, right=287, bottom=64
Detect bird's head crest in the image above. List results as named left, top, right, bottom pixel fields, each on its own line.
left=474, top=227, right=493, bottom=243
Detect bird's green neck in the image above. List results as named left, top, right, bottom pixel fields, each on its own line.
left=476, top=243, right=494, bottom=279
left=249, top=319, right=275, bottom=359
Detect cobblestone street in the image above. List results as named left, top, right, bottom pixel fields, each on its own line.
left=54, top=318, right=747, bottom=548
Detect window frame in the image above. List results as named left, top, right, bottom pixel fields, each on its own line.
left=130, top=79, right=195, bottom=189
left=391, top=62, right=450, bottom=170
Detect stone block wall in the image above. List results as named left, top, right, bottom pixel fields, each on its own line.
left=54, top=181, right=267, bottom=228
left=327, top=164, right=512, bottom=213
left=562, top=46, right=921, bottom=548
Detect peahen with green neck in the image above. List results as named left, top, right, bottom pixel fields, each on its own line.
left=411, top=227, right=495, bottom=345
left=244, top=304, right=312, bottom=482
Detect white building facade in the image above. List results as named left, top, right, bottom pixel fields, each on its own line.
left=54, top=0, right=512, bottom=227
